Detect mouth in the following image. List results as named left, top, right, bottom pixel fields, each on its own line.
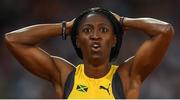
left=91, top=42, right=101, bottom=52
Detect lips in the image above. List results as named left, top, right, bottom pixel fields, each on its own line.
left=91, top=42, right=101, bottom=52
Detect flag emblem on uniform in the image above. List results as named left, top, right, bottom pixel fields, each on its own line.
left=76, top=84, right=88, bottom=92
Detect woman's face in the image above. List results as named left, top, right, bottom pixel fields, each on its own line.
left=76, top=13, right=116, bottom=65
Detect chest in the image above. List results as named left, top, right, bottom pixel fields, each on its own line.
left=68, top=77, right=115, bottom=99
left=63, top=65, right=125, bottom=99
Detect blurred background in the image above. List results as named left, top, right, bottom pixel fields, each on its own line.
left=0, top=0, right=179, bottom=98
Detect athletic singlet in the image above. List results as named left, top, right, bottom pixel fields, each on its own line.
left=63, top=64, right=125, bottom=99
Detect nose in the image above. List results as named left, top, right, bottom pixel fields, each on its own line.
left=90, top=30, right=101, bottom=40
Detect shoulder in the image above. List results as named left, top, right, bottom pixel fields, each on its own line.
left=115, top=57, right=134, bottom=95
left=52, top=56, right=76, bottom=87
left=117, top=56, right=134, bottom=76
left=52, top=56, right=75, bottom=70
left=116, top=56, right=141, bottom=98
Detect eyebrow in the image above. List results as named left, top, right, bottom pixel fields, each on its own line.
left=98, top=23, right=111, bottom=27
left=82, top=23, right=111, bottom=28
left=82, top=24, right=93, bottom=28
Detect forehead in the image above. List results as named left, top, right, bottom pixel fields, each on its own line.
left=79, top=13, right=112, bottom=26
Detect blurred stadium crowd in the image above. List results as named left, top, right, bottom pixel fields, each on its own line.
left=0, top=0, right=179, bottom=98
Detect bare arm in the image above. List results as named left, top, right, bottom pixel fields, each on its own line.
left=122, top=17, right=174, bottom=82
left=4, top=20, right=74, bottom=85
left=112, top=15, right=174, bottom=98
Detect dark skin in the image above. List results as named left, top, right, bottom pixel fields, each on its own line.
left=77, top=13, right=116, bottom=78
left=4, top=12, right=174, bottom=98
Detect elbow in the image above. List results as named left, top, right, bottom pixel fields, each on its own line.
left=163, top=23, right=174, bottom=38
left=4, top=32, right=18, bottom=44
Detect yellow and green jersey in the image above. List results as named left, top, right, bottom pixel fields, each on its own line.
left=63, top=64, right=125, bottom=99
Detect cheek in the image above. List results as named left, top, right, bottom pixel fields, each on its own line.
left=78, top=36, right=89, bottom=49
left=104, top=36, right=115, bottom=48
left=107, top=41, right=114, bottom=52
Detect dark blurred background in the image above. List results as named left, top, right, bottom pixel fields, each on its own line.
left=0, top=0, right=179, bottom=98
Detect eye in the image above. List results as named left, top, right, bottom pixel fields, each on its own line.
left=100, top=27, right=109, bottom=33
left=82, top=28, right=92, bottom=33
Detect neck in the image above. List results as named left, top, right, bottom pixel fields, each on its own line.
left=83, top=60, right=111, bottom=79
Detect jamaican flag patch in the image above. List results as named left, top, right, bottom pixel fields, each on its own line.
left=76, top=84, right=88, bottom=92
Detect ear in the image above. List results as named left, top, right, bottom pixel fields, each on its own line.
left=112, top=35, right=117, bottom=48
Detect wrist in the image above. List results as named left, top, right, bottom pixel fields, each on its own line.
left=121, top=17, right=129, bottom=30
left=66, top=21, right=73, bottom=36
left=61, top=21, right=67, bottom=40
left=119, top=17, right=125, bottom=26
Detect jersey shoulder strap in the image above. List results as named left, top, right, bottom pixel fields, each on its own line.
left=63, top=70, right=75, bottom=99
left=112, top=72, right=126, bottom=99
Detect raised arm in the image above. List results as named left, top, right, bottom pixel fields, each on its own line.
left=124, top=17, right=174, bottom=82
left=121, top=17, right=174, bottom=83
left=113, top=12, right=174, bottom=80
left=4, top=20, right=75, bottom=86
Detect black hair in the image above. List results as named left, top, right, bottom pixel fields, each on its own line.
left=71, top=7, right=124, bottom=62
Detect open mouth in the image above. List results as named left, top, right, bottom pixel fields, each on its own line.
left=91, top=42, right=101, bottom=52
